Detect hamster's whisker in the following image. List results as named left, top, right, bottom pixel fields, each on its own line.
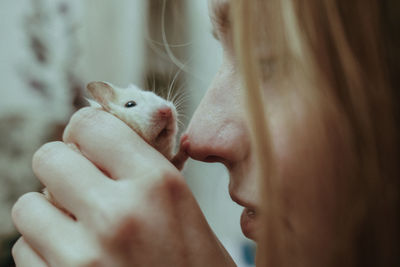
left=174, top=104, right=188, bottom=113
left=173, top=96, right=190, bottom=108
left=171, top=90, right=189, bottom=105
left=174, top=93, right=189, bottom=103
left=177, top=115, right=189, bottom=123
left=167, top=69, right=184, bottom=101
left=176, top=118, right=186, bottom=129
left=171, top=90, right=187, bottom=102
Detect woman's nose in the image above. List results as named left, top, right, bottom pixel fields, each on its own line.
left=185, top=70, right=250, bottom=167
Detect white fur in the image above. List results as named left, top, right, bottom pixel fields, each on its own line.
left=90, top=83, right=178, bottom=159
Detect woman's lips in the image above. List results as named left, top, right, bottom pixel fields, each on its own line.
left=229, top=192, right=259, bottom=240
left=240, top=207, right=258, bottom=240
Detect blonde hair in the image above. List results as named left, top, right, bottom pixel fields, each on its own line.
left=231, top=0, right=400, bottom=266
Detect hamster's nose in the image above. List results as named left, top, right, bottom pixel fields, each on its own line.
left=157, top=106, right=172, bottom=118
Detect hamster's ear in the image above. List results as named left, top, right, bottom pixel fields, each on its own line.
left=86, top=82, right=116, bottom=111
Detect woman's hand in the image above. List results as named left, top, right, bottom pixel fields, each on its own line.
left=11, top=108, right=235, bottom=267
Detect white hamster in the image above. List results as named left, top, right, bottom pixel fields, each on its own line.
left=86, top=81, right=178, bottom=160
left=43, top=82, right=188, bottom=208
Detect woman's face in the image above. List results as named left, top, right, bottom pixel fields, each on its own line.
left=185, top=0, right=353, bottom=254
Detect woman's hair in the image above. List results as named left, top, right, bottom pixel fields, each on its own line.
left=231, top=0, right=400, bottom=266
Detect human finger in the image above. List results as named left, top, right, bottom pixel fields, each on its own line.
left=12, top=237, right=47, bottom=267
left=12, top=192, right=102, bottom=266
left=32, top=141, right=114, bottom=216
left=62, top=107, right=173, bottom=181
left=11, top=192, right=80, bottom=263
left=171, top=134, right=189, bottom=170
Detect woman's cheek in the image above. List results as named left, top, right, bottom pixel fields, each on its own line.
left=268, top=98, right=355, bottom=256
left=258, top=80, right=361, bottom=267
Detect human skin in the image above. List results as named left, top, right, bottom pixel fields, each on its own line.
left=12, top=0, right=354, bottom=266
left=11, top=109, right=236, bottom=267
left=187, top=0, right=356, bottom=264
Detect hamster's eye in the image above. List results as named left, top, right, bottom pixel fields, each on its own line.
left=125, top=101, right=137, bottom=108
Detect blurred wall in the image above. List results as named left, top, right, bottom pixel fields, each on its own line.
left=0, top=0, right=84, bottom=265
left=0, top=0, right=82, bottom=238
left=77, top=0, right=147, bottom=87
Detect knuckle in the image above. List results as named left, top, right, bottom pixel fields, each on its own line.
left=32, top=141, right=65, bottom=173
left=12, top=192, right=41, bottom=222
left=83, top=189, right=134, bottom=233
left=149, top=170, right=187, bottom=202
left=11, top=238, right=23, bottom=259
left=64, top=255, right=95, bottom=267
left=156, top=164, right=182, bottom=181
left=81, top=259, right=104, bottom=267
left=101, top=216, right=142, bottom=255
left=162, top=171, right=186, bottom=189
left=85, top=187, right=118, bottom=216
left=54, top=227, right=105, bottom=267
left=69, top=253, right=102, bottom=267
left=62, top=107, right=100, bottom=142
left=163, top=172, right=188, bottom=200
left=86, top=201, right=142, bottom=247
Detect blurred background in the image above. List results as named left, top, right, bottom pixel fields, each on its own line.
left=0, top=0, right=254, bottom=266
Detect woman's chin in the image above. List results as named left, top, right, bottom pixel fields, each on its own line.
left=240, top=208, right=258, bottom=241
